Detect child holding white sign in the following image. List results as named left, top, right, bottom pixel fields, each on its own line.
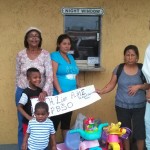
left=17, top=68, right=42, bottom=135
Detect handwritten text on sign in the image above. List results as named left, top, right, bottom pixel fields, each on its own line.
left=31, top=85, right=101, bottom=117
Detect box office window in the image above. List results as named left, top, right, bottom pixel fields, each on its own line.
left=62, top=8, right=104, bottom=71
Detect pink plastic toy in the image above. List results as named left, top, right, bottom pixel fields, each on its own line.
left=79, top=140, right=99, bottom=150
left=57, top=143, right=70, bottom=150
left=101, top=122, right=131, bottom=150
left=107, top=134, right=120, bottom=150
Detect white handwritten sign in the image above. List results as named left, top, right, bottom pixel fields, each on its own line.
left=31, top=85, right=101, bottom=117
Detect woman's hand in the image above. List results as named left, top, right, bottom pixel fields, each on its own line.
left=58, top=90, right=62, bottom=94
left=96, top=89, right=102, bottom=95
left=128, top=85, right=140, bottom=96
left=39, top=91, right=47, bottom=101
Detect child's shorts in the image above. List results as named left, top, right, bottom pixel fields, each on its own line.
left=23, top=123, right=28, bottom=135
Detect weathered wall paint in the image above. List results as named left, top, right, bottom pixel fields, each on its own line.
left=0, top=0, right=150, bottom=144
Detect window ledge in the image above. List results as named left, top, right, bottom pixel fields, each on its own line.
left=77, top=64, right=105, bottom=72
left=76, top=60, right=105, bottom=72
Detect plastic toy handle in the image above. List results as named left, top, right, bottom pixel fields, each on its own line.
left=121, top=127, right=132, bottom=139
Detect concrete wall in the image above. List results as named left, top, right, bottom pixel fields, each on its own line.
left=0, top=0, right=150, bottom=144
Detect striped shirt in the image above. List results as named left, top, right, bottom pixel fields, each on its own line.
left=27, top=118, right=55, bottom=150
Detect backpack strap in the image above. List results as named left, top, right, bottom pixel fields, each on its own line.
left=116, top=63, right=125, bottom=81
left=116, top=63, right=146, bottom=83
left=137, top=63, right=147, bottom=83
left=137, top=63, right=143, bottom=69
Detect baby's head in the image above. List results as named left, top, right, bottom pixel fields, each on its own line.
left=34, top=102, right=49, bottom=122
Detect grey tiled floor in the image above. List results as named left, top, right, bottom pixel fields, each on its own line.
left=0, top=144, right=18, bottom=150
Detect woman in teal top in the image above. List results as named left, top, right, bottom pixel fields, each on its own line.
left=50, top=34, right=79, bottom=141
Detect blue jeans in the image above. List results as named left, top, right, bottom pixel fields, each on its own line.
left=145, top=102, right=150, bottom=150
left=15, top=87, right=24, bottom=150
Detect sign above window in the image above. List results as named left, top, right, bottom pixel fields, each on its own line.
left=61, top=7, right=104, bottom=16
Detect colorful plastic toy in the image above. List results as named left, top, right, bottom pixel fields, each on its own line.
left=65, top=117, right=109, bottom=150
left=84, top=117, right=97, bottom=132
left=101, top=122, right=131, bottom=150
left=65, top=131, right=81, bottom=150
left=79, top=140, right=99, bottom=150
